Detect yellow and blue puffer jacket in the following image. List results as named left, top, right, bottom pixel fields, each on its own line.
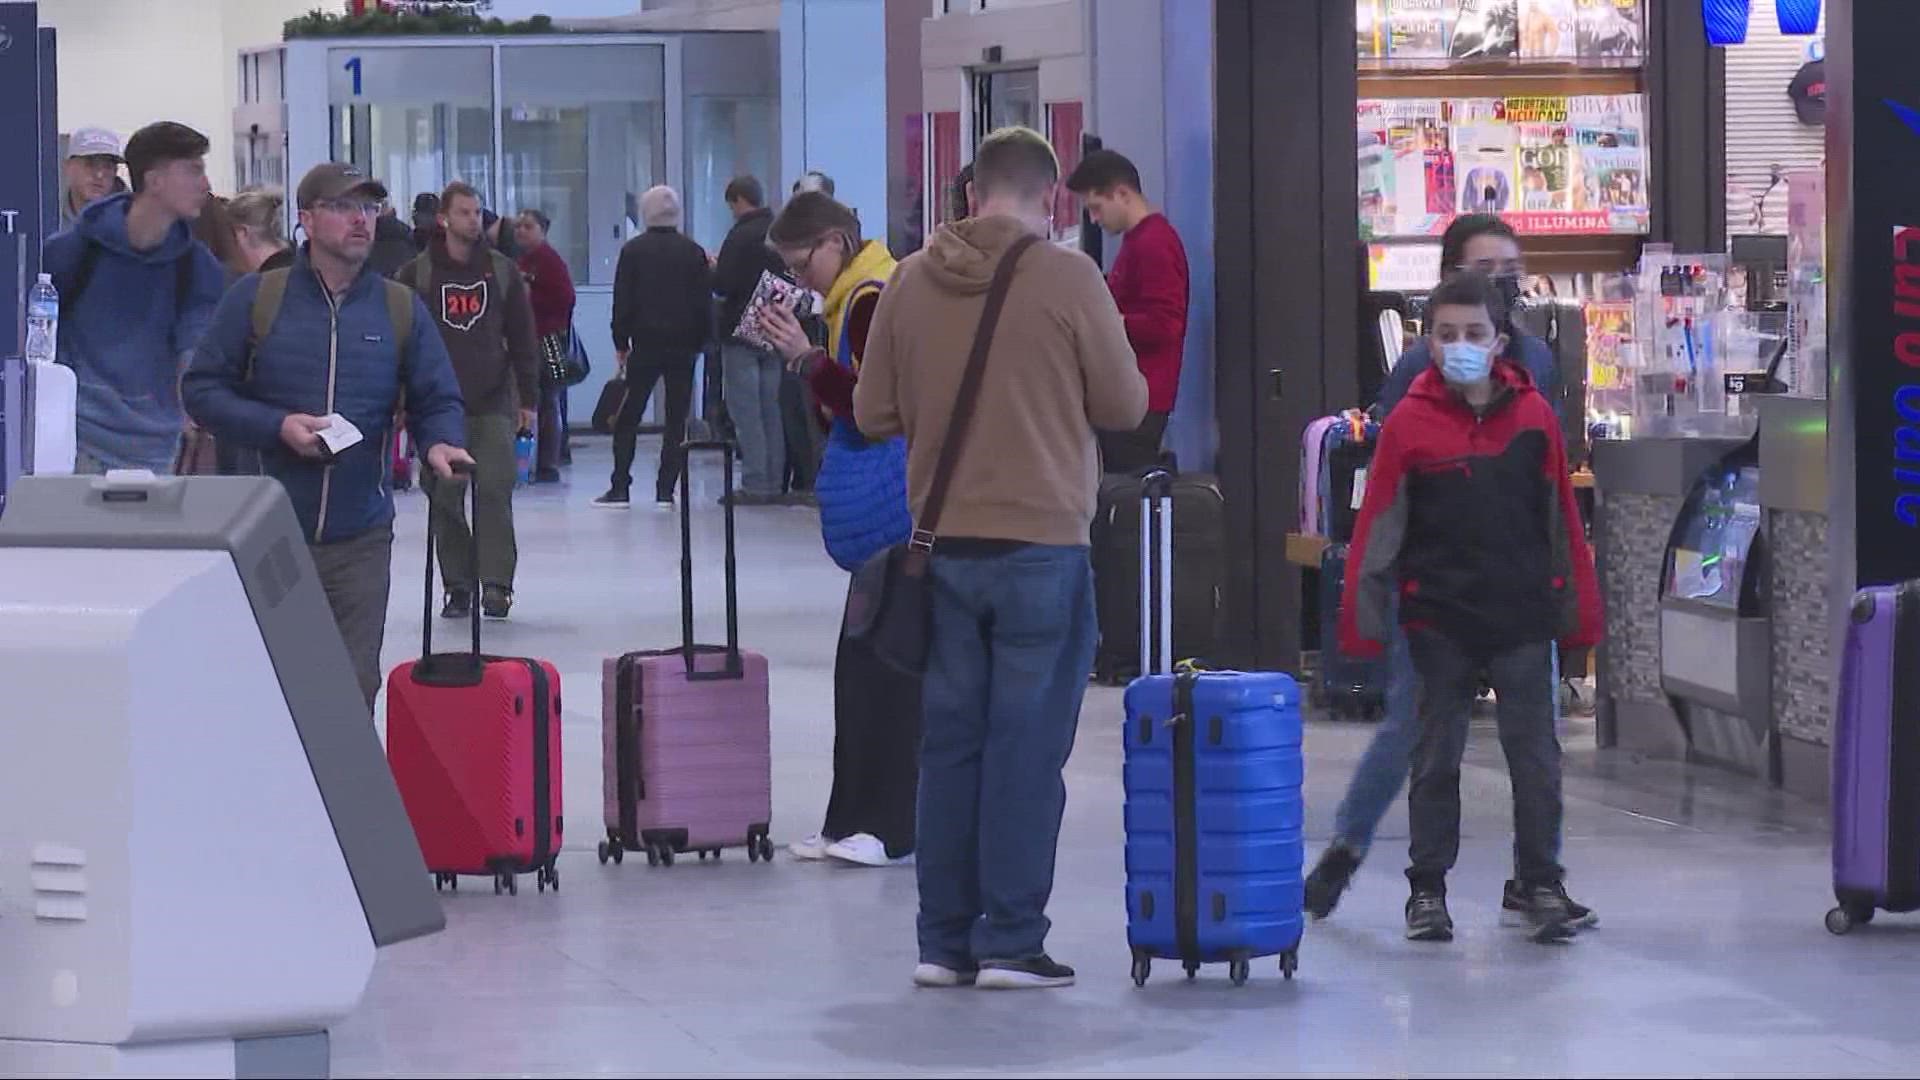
left=813, top=240, right=908, bottom=573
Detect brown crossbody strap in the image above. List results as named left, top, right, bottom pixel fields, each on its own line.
left=910, top=233, right=1042, bottom=553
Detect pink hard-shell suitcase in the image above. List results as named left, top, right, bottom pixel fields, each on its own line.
left=1298, top=415, right=1339, bottom=535
left=598, top=440, right=774, bottom=867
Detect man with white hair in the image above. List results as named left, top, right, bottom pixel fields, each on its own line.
left=600, top=185, right=713, bottom=509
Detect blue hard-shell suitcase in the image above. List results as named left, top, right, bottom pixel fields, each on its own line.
left=1121, top=472, right=1305, bottom=986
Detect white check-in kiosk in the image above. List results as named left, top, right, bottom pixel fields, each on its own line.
left=0, top=472, right=443, bottom=1078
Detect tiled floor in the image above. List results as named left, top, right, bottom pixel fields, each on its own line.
left=335, top=438, right=1916, bottom=1079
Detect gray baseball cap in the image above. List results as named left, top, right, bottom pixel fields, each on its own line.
left=67, top=127, right=122, bottom=161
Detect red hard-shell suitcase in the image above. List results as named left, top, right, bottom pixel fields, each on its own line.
left=598, top=440, right=774, bottom=867
left=387, top=463, right=563, bottom=895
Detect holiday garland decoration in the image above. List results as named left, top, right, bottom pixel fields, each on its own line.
left=285, top=5, right=557, bottom=39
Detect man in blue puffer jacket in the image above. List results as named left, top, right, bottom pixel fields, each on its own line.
left=184, top=163, right=471, bottom=711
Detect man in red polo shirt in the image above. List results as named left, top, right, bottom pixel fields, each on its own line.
left=1067, top=149, right=1189, bottom=473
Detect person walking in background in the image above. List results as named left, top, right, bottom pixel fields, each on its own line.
left=755, top=191, right=917, bottom=869
left=60, top=126, right=123, bottom=228
left=192, top=195, right=245, bottom=280
left=42, top=120, right=226, bottom=475
left=184, top=162, right=471, bottom=711
left=712, top=175, right=790, bottom=505
left=369, top=203, right=417, bottom=278
left=855, top=127, right=1147, bottom=989
left=597, top=185, right=712, bottom=510
left=227, top=188, right=295, bottom=274
left=1336, top=271, right=1601, bottom=946
left=1065, top=148, right=1189, bottom=474
left=515, top=208, right=576, bottom=483
left=1302, top=212, right=1590, bottom=930
left=396, top=180, right=541, bottom=622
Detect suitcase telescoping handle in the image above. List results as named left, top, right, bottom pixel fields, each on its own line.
left=678, top=439, right=744, bottom=682
left=1139, top=469, right=1175, bottom=678
left=416, top=460, right=483, bottom=685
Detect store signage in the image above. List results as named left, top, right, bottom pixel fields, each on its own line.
left=1890, top=227, right=1920, bottom=528
left=1845, top=1, right=1920, bottom=586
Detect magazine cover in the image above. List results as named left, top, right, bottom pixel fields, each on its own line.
left=1575, top=0, right=1643, bottom=59
left=1520, top=0, right=1578, bottom=58
left=1449, top=0, right=1519, bottom=59
left=1517, top=123, right=1574, bottom=211
left=1569, top=93, right=1645, bottom=148
left=1360, top=99, right=1449, bottom=233
left=1451, top=109, right=1518, bottom=215
left=1358, top=0, right=1386, bottom=58
left=1388, top=0, right=1449, bottom=58
left=1577, top=146, right=1647, bottom=216
left=732, top=270, right=806, bottom=352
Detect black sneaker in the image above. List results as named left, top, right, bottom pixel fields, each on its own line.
left=1509, top=881, right=1579, bottom=943
left=1304, top=844, right=1362, bottom=920
left=591, top=490, right=631, bottom=509
left=1502, top=879, right=1597, bottom=931
left=440, top=588, right=472, bottom=620
left=481, top=584, right=513, bottom=620
left=974, top=954, right=1075, bottom=989
left=1405, top=888, right=1455, bottom=942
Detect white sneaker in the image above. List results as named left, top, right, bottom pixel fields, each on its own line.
left=826, top=833, right=913, bottom=867
left=788, top=833, right=832, bottom=860
left=912, top=963, right=977, bottom=988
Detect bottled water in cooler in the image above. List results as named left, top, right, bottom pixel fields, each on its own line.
left=24, top=273, right=58, bottom=366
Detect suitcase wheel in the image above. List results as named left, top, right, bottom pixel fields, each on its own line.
left=493, top=872, right=518, bottom=896
left=1280, top=950, right=1297, bottom=981
left=1826, top=904, right=1873, bottom=935
left=1130, top=948, right=1151, bottom=988
left=536, top=861, right=560, bottom=893
left=1229, top=953, right=1251, bottom=988
left=746, top=827, right=774, bottom=864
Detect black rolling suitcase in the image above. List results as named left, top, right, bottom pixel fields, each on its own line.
left=1315, top=542, right=1386, bottom=719
left=1093, top=470, right=1224, bottom=684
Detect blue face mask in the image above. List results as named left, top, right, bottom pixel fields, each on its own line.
left=1440, top=339, right=1495, bottom=385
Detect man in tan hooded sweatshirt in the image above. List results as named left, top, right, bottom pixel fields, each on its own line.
left=855, top=125, right=1148, bottom=991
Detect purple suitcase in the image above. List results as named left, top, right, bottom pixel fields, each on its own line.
left=1828, top=581, right=1920, bottom=933
left=598, top=441, right=774, bottom=868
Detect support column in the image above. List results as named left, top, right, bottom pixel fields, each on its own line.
left=1212, top=0, right=1357, bottom=670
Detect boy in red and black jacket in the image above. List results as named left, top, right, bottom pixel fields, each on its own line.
left=1337, top=272, right=1602, bottom=946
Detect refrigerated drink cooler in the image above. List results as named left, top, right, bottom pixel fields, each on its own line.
left=1658, top=440, right=1774, bottom=776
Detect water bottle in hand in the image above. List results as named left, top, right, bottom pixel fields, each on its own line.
left=25, top=273, right=58, bottom=366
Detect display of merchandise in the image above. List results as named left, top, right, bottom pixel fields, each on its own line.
left=1359, top=0, right=1643, bottom=61
left=25, top=274, right=57, bottom=367
left=1357, top=94, right=1648, bottom=238
left=1583, top=297, right=1636, bottom=439
left=1786, top=168, right=1827, bottom=400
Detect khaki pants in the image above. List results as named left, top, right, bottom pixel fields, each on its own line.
left=310, top=522, right=395, bottom=714
left=423, top=413, right=518, bottom=592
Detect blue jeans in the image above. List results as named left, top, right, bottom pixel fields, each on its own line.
left=1331, top=620, right=1562, bottom=861
left=916, top=545, right=1098, bottom=967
